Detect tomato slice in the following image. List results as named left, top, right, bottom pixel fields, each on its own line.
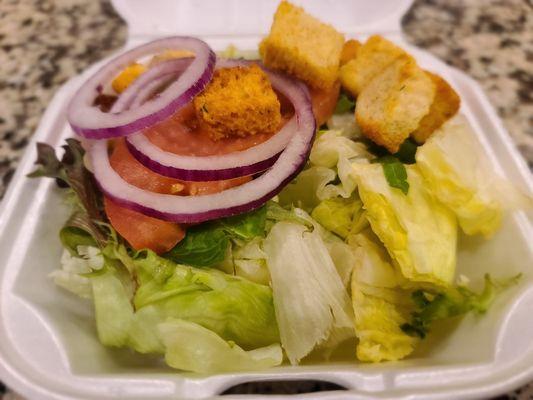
left=105, top=139, right=250, bottom=253
left=144, top=104, right=292, bottom=156
left=309, top=81, right=341, bottom=127
left=104, top=196, right=185, bottom=254
left=103, top=80, right=338, bottom=253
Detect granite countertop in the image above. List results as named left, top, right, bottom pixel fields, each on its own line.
left=0, top=0, right=531, bottom=399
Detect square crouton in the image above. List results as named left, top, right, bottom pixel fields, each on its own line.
left=340, top=35, right=409, bottom=97
left=259, top=1, right=344, bottom=89
left=356, top=58, right=436, bottom=153
left=411, top=71, right=461, bottom=144
left=193, top=64, right=281, bottom=140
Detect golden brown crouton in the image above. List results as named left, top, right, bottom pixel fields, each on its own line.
left=340, top=39, right=361, bottom=65
left=259, top=1, right=344, bottom=89
left=112, top=63, right=147, bottom=94
left=411, top=71, right=461, bottom=144
left=193, top=64, right=281, bottom=140
left=340, top=35, right=409, bottom=97
left=356, top=58, right=436, bottom=153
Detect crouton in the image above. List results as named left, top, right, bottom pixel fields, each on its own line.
left=411, top=72, right=461, bottom=144
left=356, top=58, right=436, bottom=153
left=340, top=35, right=409, bottom=97
left=259, top=1, right=344, bottom=89
left=340, top=39, right=361, bottom=65
left=112, top=63, right=147, bottom=94
left=193, top=64, right=281, bottom=140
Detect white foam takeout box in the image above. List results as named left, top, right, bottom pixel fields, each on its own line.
left=0, top=0, right=532, bottom=399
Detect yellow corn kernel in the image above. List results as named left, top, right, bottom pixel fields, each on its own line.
left=111, top=63, right=147, bottom=94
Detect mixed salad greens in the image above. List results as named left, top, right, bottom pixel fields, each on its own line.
left=28, top=1, right=530, bottom=373
left=31, top=107, right=524, bottom=371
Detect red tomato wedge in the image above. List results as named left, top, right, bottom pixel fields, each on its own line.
left=105, top=139, right=250, bottom=253
left=104, top=196, right=186, bottom=254
left=309, top=81, right=341, bottom=127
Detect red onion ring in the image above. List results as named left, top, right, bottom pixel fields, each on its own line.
left=111, top=58, right=193, bottom=114
left=68, top=37, right=215, bottom=139
left=124, top=60, right=297, bottom=181
left=90, top=70, right=316, bottom=223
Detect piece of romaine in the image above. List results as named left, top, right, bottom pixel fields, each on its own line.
left=416, top=116, right=532, bottom=237
left=263, top=221, right=354, bottom=364
left=354, top=163, right=457, bottom=286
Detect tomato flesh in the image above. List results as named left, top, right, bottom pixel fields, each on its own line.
left=104, top=196, right=185, bottom=254
left=105, top=139, right=249, bottom=253
left=310, top=81, right=341, bottom=127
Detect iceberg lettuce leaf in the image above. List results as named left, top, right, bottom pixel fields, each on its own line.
left=264, top=221, right=354, bottom=364
left=159, top=319, right=282, bottom=373
left=349, top=231, right=417, bottom=362
left=133, top=250, right=279, bottom=349
left=91, top=267, right=134, bottom=347
left=311, top=197, right=366, bottom=239
left=354, top=163, right=457, bottom=286
left=416, top=116, right=532, bottom=237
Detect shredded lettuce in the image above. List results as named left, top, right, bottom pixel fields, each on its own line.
left=416, top=116, right=532, bottom=237
left=354, top=163, right=457, bottom=286
left=264, top=221, right=354, bottom=364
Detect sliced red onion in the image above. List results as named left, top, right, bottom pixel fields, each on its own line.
left=125, top=60, right=297, bottom=181
left=90, top=71, right=316, bottom=223
left=111, top=58, right=193, bottom=114
left=68, top=37, right=215, bottom=139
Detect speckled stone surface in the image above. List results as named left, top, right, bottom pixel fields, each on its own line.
left=0, top=0, right=531, bottom=398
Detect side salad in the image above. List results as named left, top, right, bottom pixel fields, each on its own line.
left=29, top=1, right=530, bottom=372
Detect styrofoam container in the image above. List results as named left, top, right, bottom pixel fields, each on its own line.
left=1, top=1, right=532, bottom=399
